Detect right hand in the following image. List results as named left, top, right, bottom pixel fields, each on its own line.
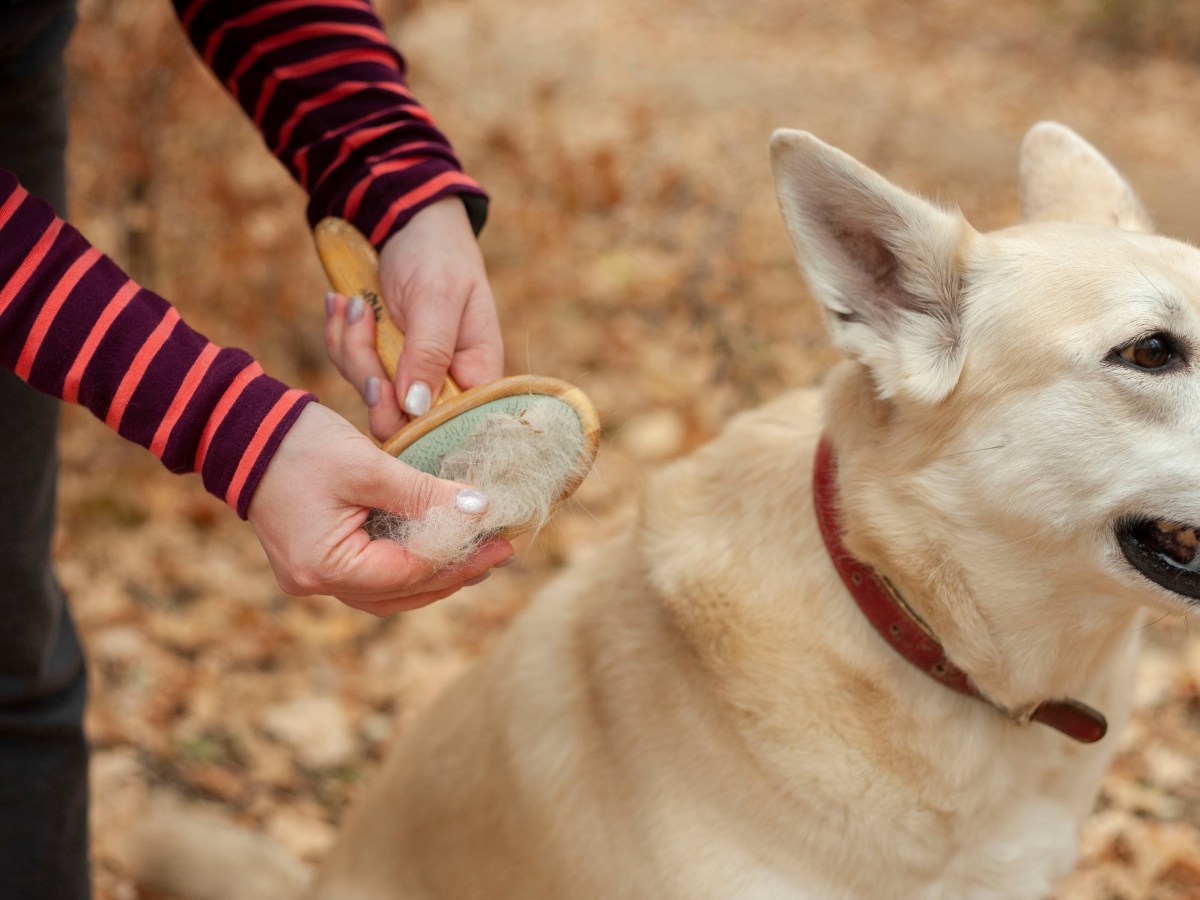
left=324, top=197, right=504, bottom=442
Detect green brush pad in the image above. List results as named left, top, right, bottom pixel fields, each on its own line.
left=396, top=394, right=585, bottom=476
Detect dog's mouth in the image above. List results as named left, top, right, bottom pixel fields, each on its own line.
left=1116, top=518, right=1200, bottom=601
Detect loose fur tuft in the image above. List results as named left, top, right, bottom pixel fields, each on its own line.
left=368, top=404, right=589, bottom=564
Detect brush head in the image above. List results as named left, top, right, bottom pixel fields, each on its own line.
left=368, top=375, right=599, bottom=561
left=385, top=375, right=595, bottom=479
left=384, top=372, right=598, bottom=523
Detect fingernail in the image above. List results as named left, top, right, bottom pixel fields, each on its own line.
left=403, top=381, right=432, bottom=416
left=455, top=488, right=489, bottom=515
left=465, top=571, right=492, bottom=587
left=347, top=294, right=364, bottom=324
left=496, top=554, right=517, bottom=568
left=364, top=376, right=381, bottom=407
left=324, top=291, right=336, bottom=317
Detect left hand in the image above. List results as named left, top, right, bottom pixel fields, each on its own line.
left=324, top=197, right=504, bottom=442
left=247, top=402, right=514, bottom=615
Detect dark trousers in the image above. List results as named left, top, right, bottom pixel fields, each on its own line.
left=0, top=2, right=90, bottom=898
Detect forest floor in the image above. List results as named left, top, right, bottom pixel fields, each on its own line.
left=61, top=0, right=1200, bottom=896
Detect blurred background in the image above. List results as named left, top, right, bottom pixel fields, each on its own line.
left=60, top=0, right=1200, bottom=895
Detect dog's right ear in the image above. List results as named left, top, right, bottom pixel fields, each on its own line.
left=1018, top=121, right=1152, bottom=232
left=769, top=130, right=975, bottom=404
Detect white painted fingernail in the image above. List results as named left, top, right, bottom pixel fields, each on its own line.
left=347, top=294, right=365, bottom=324
left=363, top=376, right=381, bottom=407
left=455, top=488, right=489, bottom=515
left=404, top=381, right=432, bottom=416
left=465, top=571, right=492, bottom=587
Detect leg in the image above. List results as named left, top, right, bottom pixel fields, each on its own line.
left=0, top=2, right=88, bottom=897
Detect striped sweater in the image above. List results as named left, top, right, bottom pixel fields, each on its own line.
left=0, top=0, right=487, bottom=517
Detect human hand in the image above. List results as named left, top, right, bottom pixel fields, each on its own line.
left=246, top=403, right=514, bottom=615
left=325, top=196, right=504, bottom=442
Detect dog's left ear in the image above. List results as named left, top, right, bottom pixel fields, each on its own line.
left=1018, top=121, right=1152, bottom=232
left=769, top=129, right=975, bottom=404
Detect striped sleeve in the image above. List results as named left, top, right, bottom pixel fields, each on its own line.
left=172, top=0, right=489, bottom=247
left=0, top=170, right=315, bottom=518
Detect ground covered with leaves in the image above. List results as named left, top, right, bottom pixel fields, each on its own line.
left=60, top=0, right=1200, bottom=896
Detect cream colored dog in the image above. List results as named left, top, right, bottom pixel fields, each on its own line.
left=138, top=122, right=1200, bottom=899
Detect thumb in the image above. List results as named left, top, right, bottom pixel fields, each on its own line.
left=351, top=446, right=490, bottom=522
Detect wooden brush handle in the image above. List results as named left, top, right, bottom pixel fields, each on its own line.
left=314, top=217, right=461, bottom=405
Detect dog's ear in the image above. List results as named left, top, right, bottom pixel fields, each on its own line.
left=1018, top=121, right=1152, bottom=232
left=769, top=129, right=974, bottom=404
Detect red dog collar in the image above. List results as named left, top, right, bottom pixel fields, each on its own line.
left=812, top=435, right=1107, bottom=744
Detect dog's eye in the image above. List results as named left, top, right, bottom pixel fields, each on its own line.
left=1117, top=333, right=1177, bottom=370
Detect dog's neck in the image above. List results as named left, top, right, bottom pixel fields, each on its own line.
left=813, top=434, right=1108, bottom=743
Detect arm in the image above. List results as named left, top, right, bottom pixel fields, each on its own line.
left=172, top=0, right=486, bottom=245
left=172, top=0, right=503, bottom=438
left=0, top=171, right=512, bottom=612
left=0, top=169, right=304, bottom=515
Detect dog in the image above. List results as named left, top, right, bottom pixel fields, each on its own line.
left=135, top=121, right=1199, bottom=899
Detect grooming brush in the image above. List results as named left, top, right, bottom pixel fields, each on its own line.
left=314, top=217, right=601, bottom=552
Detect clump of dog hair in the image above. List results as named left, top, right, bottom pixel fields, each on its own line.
left=367, top=404, right=588, bottom=565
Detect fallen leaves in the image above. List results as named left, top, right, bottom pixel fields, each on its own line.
left=61, top=0, right=1200, bottom=897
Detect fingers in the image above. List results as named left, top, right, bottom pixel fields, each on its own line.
left=324, top=291, right=407, bottom=441
left=329, top=536, right=514, bottom=615
left=278, top=535, right=512, bottom=612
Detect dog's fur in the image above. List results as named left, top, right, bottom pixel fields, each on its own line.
left=137, top=122, right=1200, bottom=899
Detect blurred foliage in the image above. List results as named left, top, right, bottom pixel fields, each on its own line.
left=1063, top=0, right=1200, bottom=60
left=57, top=0, right=1200, bottom=897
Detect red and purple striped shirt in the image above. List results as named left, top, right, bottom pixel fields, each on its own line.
left=0, top=0, right=487, bottom=517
